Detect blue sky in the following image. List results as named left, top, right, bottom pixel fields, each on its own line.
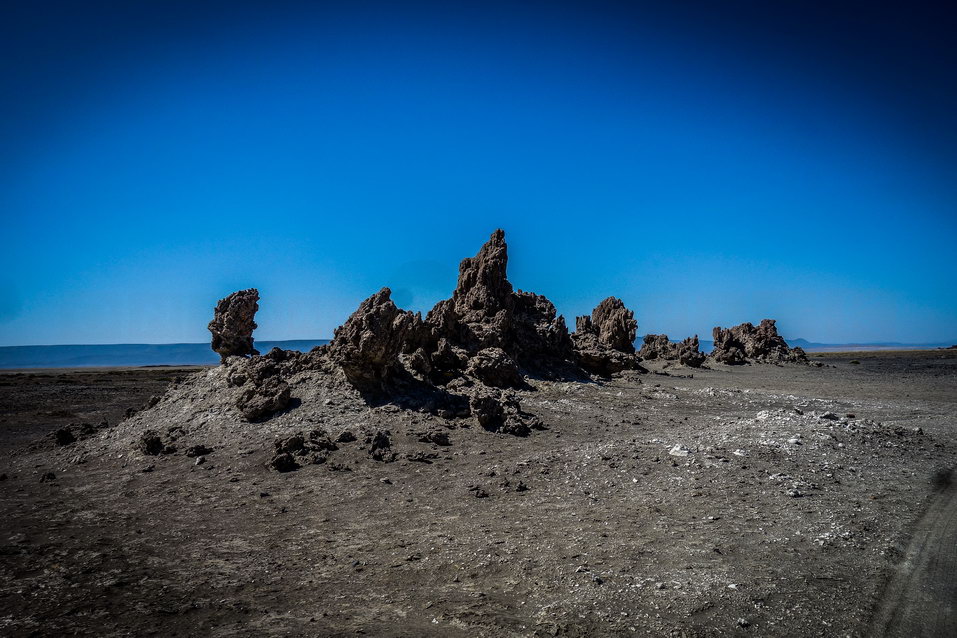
left=1, top=1, right=956, bottom=345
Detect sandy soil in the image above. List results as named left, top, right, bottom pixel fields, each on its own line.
left=1, top=351, right=955, bottom=637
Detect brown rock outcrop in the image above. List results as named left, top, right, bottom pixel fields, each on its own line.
left=423, top=230, right=574, bottom=376
left=571, top=297, right=642, bottom=376
left=710, top=319, right=808, bottom=365
left=465, top=347, right=525, bottom=389
left=638, top=334, right=706, bottom=368
left=208, top=288, right=260, bottom=362
left=327, top=287, right=425, bottom=393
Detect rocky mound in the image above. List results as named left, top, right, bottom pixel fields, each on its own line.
left=638, top=334, right=706, bottom=367
left=102, top=231, right=814, bottom=475
left=571, top=297, right=644, bottom=375
left=710, top=319, right=808, bottom=365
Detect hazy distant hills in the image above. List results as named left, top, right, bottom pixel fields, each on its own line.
left=0, top=338, right=953, bottom=369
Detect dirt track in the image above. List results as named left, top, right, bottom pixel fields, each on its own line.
left=869, top=468, right=957, bottom=637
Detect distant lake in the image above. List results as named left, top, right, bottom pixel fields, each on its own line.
left=0, top=340, right=329, bottom=369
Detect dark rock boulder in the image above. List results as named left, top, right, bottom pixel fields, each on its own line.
left=227, top=355, right=292, bottom=421
left=327, top=287, right=425, bottom=393
left=465, top=347, right=525, bottom=389
left=710, top=319, right=808, bottom=365
left=208, top=289, right=260, bottom=362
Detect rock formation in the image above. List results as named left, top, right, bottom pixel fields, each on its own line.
left=226, top=351, right=292, bottom=421
left=638, top=334, right=706, bottom=368
left=326, top=287, right=425, bottom=393
left=571, top=297, right=643, bottom=375
left=710, top=319, right=808, bottom=365
left=423, top=229, right=574, bottom=377
left=208, top=289, right=260, bottom=362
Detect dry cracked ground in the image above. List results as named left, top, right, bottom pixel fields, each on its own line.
left=1, top=350, right=955, bottom=637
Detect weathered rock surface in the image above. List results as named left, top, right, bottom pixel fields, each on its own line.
left=227, top=353, right=292, bottom=421
left=327, top=287, right=425, bottom=393
left=571, top=297, right=643, bottom=376
left=423, top=230, right=574, bottom=377
left=711, top=319, right=808, bottom=365
left=468, top=388, right=543, bottom=437
left=638, top=334, right=706, bottom=368
left=465, top=347, right=525, bottom=389
left=208, top=289, right=260, bottom=362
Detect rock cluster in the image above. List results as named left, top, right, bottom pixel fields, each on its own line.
left=208, top=289, right=260, bottom=362
left=571, top=297, right=643, bottom=375
left=710, top=319, right=808, bottom=365
left=318, top=230, right=576, bottom=434
left=204, top=232, right=808, bottom=437
left=638, top=334, right=706, bottom=368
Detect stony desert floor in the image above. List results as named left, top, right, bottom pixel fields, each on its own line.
left=1, top=351, right=955, bottom=637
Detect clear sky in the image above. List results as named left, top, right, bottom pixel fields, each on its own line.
left=1, top=1, right=955, bottom=346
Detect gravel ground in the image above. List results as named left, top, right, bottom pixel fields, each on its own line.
left=1, top=350, right=955, bottom=637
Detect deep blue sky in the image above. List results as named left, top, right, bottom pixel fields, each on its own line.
left=1, top=0, right=955, bottom=345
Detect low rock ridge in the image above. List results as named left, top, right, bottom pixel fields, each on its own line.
left=710, top=319, right=808, bottom=365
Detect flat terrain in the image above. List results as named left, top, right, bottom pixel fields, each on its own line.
left=1, top=351, right=955, bottom=637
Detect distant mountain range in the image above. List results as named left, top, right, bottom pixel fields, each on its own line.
left=0, top=338, right=953, bottom=369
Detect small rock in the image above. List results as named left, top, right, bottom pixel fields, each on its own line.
left=185, top=444, right=213, bottom=457
left=194, top=456, right=206, bottom=466
left=669, top=445, right=690, bottom=457
left=53, top=427, right=76, bottom=446
left=335, top=430, right=357, bottom=443
left=40, top=471, right=56, bottom=482
left=269, top=453, right=299, bottom=473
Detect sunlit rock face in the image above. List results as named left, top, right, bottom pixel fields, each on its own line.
left=571, top=297, right=643, bottom=376
left=711, top=319, right=808, bottom=365
left=208, top=288, right=260, bottom=362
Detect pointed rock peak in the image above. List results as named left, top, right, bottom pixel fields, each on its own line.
left=452, top=229, right=513, bottom=312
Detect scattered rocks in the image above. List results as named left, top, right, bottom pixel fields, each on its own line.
left=208, top=288, right=260, bottom=362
